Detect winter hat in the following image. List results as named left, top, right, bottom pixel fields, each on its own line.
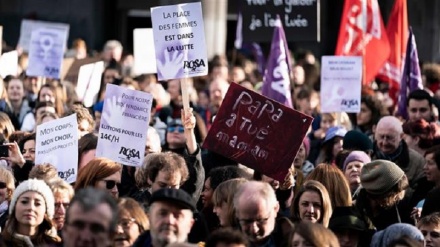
left=343, top=151, right=371, bottom=171
left=10, top=179, right=55, bottom=219
left=343, top=130, right=373, bottom=152
left=329, top=206, right=367, bottom=232
left=371, top=223, right=424, bottom=247
left=360, top=160, right=405, bottom=195
left=323, top=126, right=347, bottom=143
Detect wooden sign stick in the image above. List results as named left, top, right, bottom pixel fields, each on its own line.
left=180, top=77, right=190, bottom=111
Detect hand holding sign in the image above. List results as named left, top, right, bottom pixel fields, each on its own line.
left=181, top=108, right=197, bottom=154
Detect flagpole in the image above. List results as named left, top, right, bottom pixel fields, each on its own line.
left=362, top=0, right=368, bottom=89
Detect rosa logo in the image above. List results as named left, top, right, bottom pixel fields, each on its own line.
left=183, top=59, right=206, bottom=71
left=119, top=146, right=140, bottom=160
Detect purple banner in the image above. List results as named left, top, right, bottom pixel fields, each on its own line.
left=262, top=16, right=293, bottom=108
left=397, top=27, right=423, bottom=119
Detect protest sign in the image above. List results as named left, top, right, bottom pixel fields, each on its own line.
left=151, top=2, right=208, bottom=80
left=320, top=56, right=362, bottom=113
left=27, top=27, right=68, bottom=79
left=18, top=19, right=69, bottom=52
left=133, top=28, right=157, bottom=75
left=0, top=51, right=18, bottom=79
left=202, top=83, right=313, bottom=181
left=241, top=0, right=320, bottom=42
left=96, top=84, right=153, bottom=167
left=76, top=61, right=104, bottom=107
left=35, top=114, right=78, bottom=183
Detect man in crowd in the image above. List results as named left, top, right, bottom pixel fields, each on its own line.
left=373, top=116, right=425, bottom=188
left=62, top=188, right=118, bottom=247
left=133, top=189, right=195, bottom=247
left=417, top=212, right=440, bottom=247
left=233, top=181, right=288, bottom=247
left=407, top=89, right=436, bottom=122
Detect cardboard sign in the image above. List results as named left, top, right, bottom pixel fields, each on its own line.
left=0, top=51, right=18, bottom=79
left=133, top=28, right=157, bottom=75
left=151, top=2, right=208, bottom=80
left=320, top=56, right=362, bottom=113
left=241, top=0, right=320, bottom=42
left=35, top=114, right=79, bottom=183
left=18, top=19, right=69, bottom=52
left=76, top=61, right=104, bottom=107
left=96, top=84, right=153, bottom=167
left=27, top=27, right=68, bottom=79
left=202, top=83, right=313, bottom=181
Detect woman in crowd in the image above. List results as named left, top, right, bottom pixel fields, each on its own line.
left=342, top=151, right=371, bottom=197
left=38, top=84, right=65, bottom=116
left=1, top=76, right=31, bottom=130
left=114, top=198, right=149, bottom=247
left=0, top=112, right=15, bottom=141
left=48, top=178, right=74, bottom=232
left=355, top=95, right=388, bottom=140
left=289, top=221, right=340, bottom=247
left=402, top=119, right=440, bottom=156
left=201, top=166, right=248, bottom=231
left=0, top=179, right=61, bottom=246
left=305, top=164, right=352, bottom=208
left=290, top=180, right=333, bottom=227
left=74, top=157, right=122, bottom=199
left=315, top=126, right=347, bottom=165
left=212, top=178, right=247, bottom=228
left=0, top=167, right=15, bottom=228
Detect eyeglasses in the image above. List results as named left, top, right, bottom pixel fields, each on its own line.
left=118, top=218, right=136, bottom=229
left=0, top=182, right=6, bottom=189
left=167, top=126, right=185, bottom=133
left=103, top=180, right=120, bottom=190
left=68, top=220, right=107, bottom=234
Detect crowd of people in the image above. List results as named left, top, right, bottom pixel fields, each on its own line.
left=0, top=37, right=440, bottom=247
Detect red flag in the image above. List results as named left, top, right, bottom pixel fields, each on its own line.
left=335, top=0, right=390, bottom=85
left=377, top=0, right=408, bottom=103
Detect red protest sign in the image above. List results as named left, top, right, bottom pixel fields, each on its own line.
left=202, top=83, right=313, bottom=181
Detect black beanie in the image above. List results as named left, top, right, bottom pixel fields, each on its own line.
left=343, top=130, right=373, bottom=152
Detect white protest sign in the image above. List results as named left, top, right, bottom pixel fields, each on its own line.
left=18, top=19, right=69, bottom=52
left=151, top=2, right=208, bottom=80
left=35, top=114, right=78, bottom=183
left=0, top=51, right=18, bottom=79
left=96, top=84, right=153, bottom=167
left=320, top=56, right=362, bottom=113
left=76, top=61, right=104, bottom=107
left=133, top=28, right=157, bottom=75
left=27, top=27, right=68, bottom=79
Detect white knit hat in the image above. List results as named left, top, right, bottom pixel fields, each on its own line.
left=9, top=179, right=55, bottom=219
